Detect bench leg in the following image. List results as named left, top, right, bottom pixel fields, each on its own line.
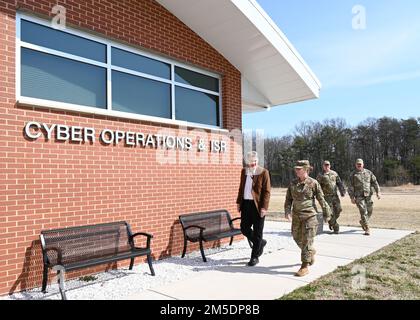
left=129, top=258, right=135, bottom=270
left=229, top=236, right=234, bottom=246
left=52, top=266, right=66, bottom=300
left=57, top=270, right=67, bottom=300
left=41, top=264, right=48, bottom=293
left=199, top=239, right=207, bottom=262
left=147, top=254, right=155, bottom=276
left=181, top=238, right=188, bottom=258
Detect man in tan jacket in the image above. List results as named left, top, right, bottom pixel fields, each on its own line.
left=237, top=151, right=271, bottom=266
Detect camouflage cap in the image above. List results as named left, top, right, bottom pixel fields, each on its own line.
left=294, top=160, right=310, bottom=169
left=356, top=158, right=364, bottom=164
left=323, top=160, right=331, bottom=165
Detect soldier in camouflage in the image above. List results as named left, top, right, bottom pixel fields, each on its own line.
left=348, top=159, right=381, bottom=235
left=316, top=160, right=346, bottom=234
left=284, top=160, right=332, bottom=277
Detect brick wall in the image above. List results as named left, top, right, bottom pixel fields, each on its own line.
left=0, top=0, right=243, bottom=296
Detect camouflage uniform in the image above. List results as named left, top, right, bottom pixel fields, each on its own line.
left=316, top=170, right=346, bottom=232
left=284, top=177, right=331, bottom=264
left=348, top=168, right=380, bottom=230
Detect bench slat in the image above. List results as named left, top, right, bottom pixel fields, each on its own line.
left=61, top=248, right=151, bottom=271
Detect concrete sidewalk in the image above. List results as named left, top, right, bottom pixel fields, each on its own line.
left=127, top=221, right=413, bottom=300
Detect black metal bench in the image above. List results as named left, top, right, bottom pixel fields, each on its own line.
left=40, top=221, right=155, bottom=299
left=179, top=209, right=247, bottom=262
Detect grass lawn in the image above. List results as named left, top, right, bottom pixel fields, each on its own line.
left=267, top=185, right=420, bottom=231
left=279, top=232, right=420, bottom=300
left=266, top=185, right=420, bottom=299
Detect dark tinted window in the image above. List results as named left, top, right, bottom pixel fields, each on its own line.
left=175, top=86, right=219, bottom=126
left=21, top=48, right=107, bottom=108
left=21, top=20, right=106, bottom=62
left=112, top=71, right=171, bottom=118
left=175, top=66, right=219, bottom=92
left=112, top=47, right=170, bottom=79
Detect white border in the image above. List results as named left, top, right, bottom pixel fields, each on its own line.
left=15, top=15, right=21, bottom=99
left=16, top=12, right=225, bottom=130
left=106, top=43, right=112, bottom=111
left=171, top=64, right=175, bottom=120
left=17, top=96, right=228, bottom=132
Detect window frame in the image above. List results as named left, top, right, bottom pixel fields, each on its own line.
left=16, top=13, right=225, bottom=131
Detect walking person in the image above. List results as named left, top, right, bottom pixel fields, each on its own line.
left=284, top=160, right=331, bottom=276
left=348, top=159, right=381, bottom=235
left=316, top=160, right=346, bottom=234
left=236, top=151, right=271, bottom=266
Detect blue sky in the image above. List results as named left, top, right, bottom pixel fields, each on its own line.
left=243, top=0, right=420, bottom=137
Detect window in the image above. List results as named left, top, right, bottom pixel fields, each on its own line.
left=175, top=66, right=219, bottom=92
left=112, top=71, right=171, bottom=118
left=111, top=47, right=170, bottom=79
left=17, top=15, right=222, bottom=128
left=21, top=20, right=106, bottom=62
left=175, top=87, right=219, bottom=126
left=21, top=48, right=107, bottom=108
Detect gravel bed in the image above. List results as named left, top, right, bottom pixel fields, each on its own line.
left=3, top=221, right=295, bottom=300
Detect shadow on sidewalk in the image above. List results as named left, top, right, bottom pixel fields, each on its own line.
left=207, top=264, right=301, bottom=276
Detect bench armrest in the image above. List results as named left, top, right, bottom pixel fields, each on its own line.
left=132, top=232, right=153, bottom=239
left=230, top=217, right=241, bottom=228
left=131, top=232, right=153, bottom=248
left=183, top=225, right=206, bottom=239
left=44, top=247, right=63, bottom=266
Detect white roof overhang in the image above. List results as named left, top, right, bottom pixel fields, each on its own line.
left=156, top=0, right=321, bottom=113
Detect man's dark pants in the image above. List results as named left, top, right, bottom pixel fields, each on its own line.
left=240, top=200, right=265, bottom=258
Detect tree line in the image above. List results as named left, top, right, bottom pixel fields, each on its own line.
left=263, top=117, right=420, bottom=187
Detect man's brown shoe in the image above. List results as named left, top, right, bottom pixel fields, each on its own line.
left=295, top=263, right=309, bottom=277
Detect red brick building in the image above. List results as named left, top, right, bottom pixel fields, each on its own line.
left=0, top=0, right=320, bottom=296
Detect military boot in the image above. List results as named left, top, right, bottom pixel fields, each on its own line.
left=364, top=227, right=370, bottom=236
left=333, top=224, right=339, bottom=234
left=295, top=263, right=309, bottom=277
